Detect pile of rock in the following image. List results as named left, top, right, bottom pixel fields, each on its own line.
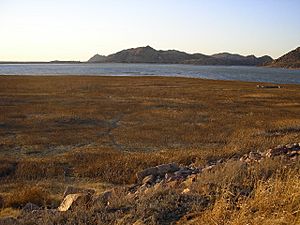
left=240, top=143, right=300, bottom=163
left=136, top=163, right=201, bottom=185
left=239, top=151, right=263, bottom=163
left=52, top=142, right=299, bottom=212
left=256, top=85, right=282, bottom=89
left=265, top=143, right=300, bottom=158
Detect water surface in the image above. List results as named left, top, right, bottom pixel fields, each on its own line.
left=0, top=63, right=300, bottom=84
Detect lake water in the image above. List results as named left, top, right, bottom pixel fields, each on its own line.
left=0, top=63, right=300, bottom=84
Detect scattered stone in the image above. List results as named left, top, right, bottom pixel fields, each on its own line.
left=55, top=142, right=299, bottom=215
left=261, top=143, right=300, bottom=158
left=136, top=163, right=180, bottom=182
left=249, top=151, right=263, bottom=161
left=22, top=203, right=39, bottom=212
left=265, top=146, right=288, bottom=157
left=286, top=143, right=300, bottom=150
left=240, top=151, right=263, bottom=163
left=92, top=190, right=112, bottom=207
left=58, top=193, right=92, bottom=212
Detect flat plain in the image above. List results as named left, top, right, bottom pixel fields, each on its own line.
left=0, top=76, right=299, bottom=224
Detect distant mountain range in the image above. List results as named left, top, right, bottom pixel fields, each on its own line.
left=88, top=46, right=273, bottom=66
left=267, top=47, right=300, bottom=69
left=1, top=46, right=298, bottom=69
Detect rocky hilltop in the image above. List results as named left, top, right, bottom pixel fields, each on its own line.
left=88, top=46, right=273, bottom=66
left=267, top=47, right=300, bottom=69
left=88, top=54, right=107, bottom=63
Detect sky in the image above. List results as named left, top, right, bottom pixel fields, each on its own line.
left=0, top=0, right=299, bottom=61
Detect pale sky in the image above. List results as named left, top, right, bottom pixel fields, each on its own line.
left=0, top=0, right=299, bottom=61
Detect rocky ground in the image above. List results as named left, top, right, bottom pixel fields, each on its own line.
left=1, top=143, right=299, bottom=225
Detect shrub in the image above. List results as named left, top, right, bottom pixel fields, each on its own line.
left=5, top=185, right=51, bottom=208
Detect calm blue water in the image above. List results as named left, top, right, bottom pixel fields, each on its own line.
left=0, top=63, right=300, bottom=84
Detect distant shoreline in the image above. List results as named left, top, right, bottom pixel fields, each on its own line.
left=0, top=64, right=299, bottom=85
left=0, top=61, right=83, bottom=64
left=0, top=61, right=299, bottom=70
left=0, top=74, right=299, bottom=86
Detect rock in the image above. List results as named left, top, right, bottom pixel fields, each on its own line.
left=22, top=203, right=39, bottom=212
left=63, top=186, right=95, bottom=198
left=287, top=151, right=300, bottom=157
left=265, top=147, right=288, bottom=157
left=286, top=143, right=300, bottom=150
left=249, top=151, right=263, bottom=161
left=92, top=190, right=113, bottom=207
left=156, top=163, right=180, bottom=175
left=58, top=193, right=92, bottom=212
left=165, top=172, right=174, bottom=180
left=136, top=163, right=179, bottom=182
left=175, top=168, right=193, bottom=177
left=173, top=171, right=187, bottom=178
left=181, top=188, right=190, bottom=194
left=202, top=165, right=216, bottom=172
left=240, top=151, right=263, bottom=163
left=136, top=167, right=156, bottom=181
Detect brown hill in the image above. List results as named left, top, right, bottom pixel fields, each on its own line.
left=268, top=47, right=300, bottom=69
left=88, top=54, right=107, bottom=63
left=88, top=46, right=273, bottom=66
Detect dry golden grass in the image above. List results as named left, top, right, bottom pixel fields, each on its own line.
left=0, top=76, right=299, bottom=223
left=4, top=185, right=52, bottom=208
left=0, top=208, right=21, bottom=219
left=1, top=76, right=299, bottom=156
left=185, top=169, right=300, bottom=225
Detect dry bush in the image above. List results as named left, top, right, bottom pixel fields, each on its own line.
left=0, top=159, right=17, bottom=178
left=71, top=149, right=168, bottom=184
left=191, top=171, right=300, bottom=225
left=70, top=147, right=235, bottom=185
left=0, top=208, right=21, bottom=219
left=5, top=185, right=52, bottom=208
left=6, top=159, right=300, bottom=225
left=14, top=159, right=65, bottom=180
